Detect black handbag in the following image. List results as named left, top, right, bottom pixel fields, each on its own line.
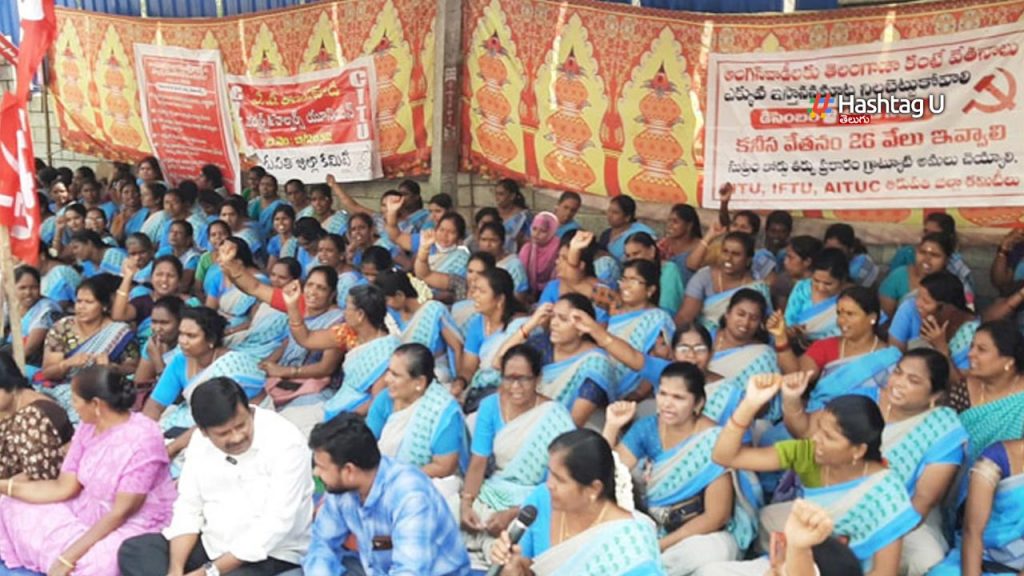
left=462, top=385, right=498, bottom=415
left=655, top=493, right=705, bottom=533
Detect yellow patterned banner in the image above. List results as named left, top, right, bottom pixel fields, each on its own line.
left=460, top=0, right=1024, bottom=227
left=50, top=0, right=436, bottom=179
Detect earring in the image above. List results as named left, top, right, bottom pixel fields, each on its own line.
left=590, top=494, right=597, bottom=502
left=871, top=319, right=876, bottom=325
left=1006, top=364, right=1013, bottom=373
left=929, top=398, right=936, bottom=409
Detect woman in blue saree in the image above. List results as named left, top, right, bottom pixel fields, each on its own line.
left=138, top=182, right=169, bottom=245
left=783, top=248, right=848, bottom=346
left=603, top=362, right=758, bottom=575
left=929, top=439, right=1024, bottom=576
left=214, top=195, right=263, bottom=256
left=889, top=271, right=979, bottom=378
left=824, top=223, right=881, bottom=289
left=656, top=204, right=703, bottom=289
left=889, top=214, right=976, bottom=310
left=708, top=288, right=779, bottom=387
left=451, top=252, right=496, bottom=331
left=367, top=343, right=467, bottom=503
left=247, top=173, right=285, bottom=238
left=474, top=221, right=530, bottom=302
left=537, top=231, right=616, bottom=324
left=156, top=187, right=207, bottom=249
left=782, top=349, right=968, bottom=575
left=711, top=383, right=920, bottom=575
left=880, top=233, right=958, bottom=320
left=456, top=268, right=529, bottom=409
left=606, top=259, right=675, bottom=401
left=679, top=232, right=772, bottom=333
left=414, top=213, right=471, bottom=304
left=6, top=267, right=62, bottom=377
left=945, top=320, right=1024, bottom=465
left=306, top=183, right=349, bottom=236
left=69, top=230, right=126, bottom=278
left=771, top=286, right=900, bottom=413
left=460, top=344, right=577, bottom=570
left=37, top=277, right=139, bottom=424
left=490, top=429, right=666, bottom=576
left=377, top=269, right=463, bottom=384
left=204, top=238, right=270, bottom=335
left=599, top=195, right=657, bottom=263
left=112, top=255, right=199, bottom=350
left=281, top=281, right=401, bottom=419
left=110, top=180, right=149, bottom=243
left=494, top=179, right=532, bottom=253
left=265, top=204, right=296, bottom=271
left=38, top=243, right=81, bottom=310
left=141, top=306, right=266, bottom=462
left=624, top=232, right=686, bottom=320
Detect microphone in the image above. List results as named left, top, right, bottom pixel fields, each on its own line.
left=485, top=505, right=538, bottom=576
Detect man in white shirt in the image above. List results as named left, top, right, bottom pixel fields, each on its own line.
left=119, top=377, right=314, bottom=576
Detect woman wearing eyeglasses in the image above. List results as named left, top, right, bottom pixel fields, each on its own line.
left=604, top=260, right=675, bottom=404
left=461, top=344, right=576, bottom=570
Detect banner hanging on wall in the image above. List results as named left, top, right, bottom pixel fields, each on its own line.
left=49, top=0, right=436, bottom=180
left=134, top=43, right=241, bottom=191
left=460, top=0, right=1024, bottom=227
left=227, top=57, right=383, bottom=183
left=704, top=23, right=1024, bottom=210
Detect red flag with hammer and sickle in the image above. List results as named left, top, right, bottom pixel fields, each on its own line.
left=0, top=0, right=56, bottom=266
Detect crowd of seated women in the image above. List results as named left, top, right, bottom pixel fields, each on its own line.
left=1, top=159, right=1024, bottom=576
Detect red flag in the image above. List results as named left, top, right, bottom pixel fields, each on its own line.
left=0, top=0, right=57, bottom=265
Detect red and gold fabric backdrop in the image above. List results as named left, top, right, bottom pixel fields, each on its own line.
left=460, top=0, right=1024, bottom=227
left=49, top=0, right=436, bottom=178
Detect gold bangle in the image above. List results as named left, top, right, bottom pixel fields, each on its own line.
left=58, top=556, right=75, bottom=569
left=116, top=289, right=128, bottom=297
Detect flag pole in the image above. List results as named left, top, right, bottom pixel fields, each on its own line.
left=0, top=227, right=26, bottom=371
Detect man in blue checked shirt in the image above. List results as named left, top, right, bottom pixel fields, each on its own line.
left=303, top=413, right=472, bottom=575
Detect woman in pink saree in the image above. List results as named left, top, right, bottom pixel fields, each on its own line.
left=0, top=367, right=176, bottom=576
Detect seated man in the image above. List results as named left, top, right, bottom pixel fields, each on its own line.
left=304, top=413, right=472, bottom=576
left=119, top=377, right=313, bottom=576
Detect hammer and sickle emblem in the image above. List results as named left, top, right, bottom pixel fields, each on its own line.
left=962, top=67, right=1017, bottom=114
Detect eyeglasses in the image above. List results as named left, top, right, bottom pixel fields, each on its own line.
left=675, top=344, right=709, bottom=354
left=502, top=375, right=536, bottom=388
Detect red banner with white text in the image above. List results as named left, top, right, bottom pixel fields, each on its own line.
left=134, top=43, right=241, bottom=192
left=227, top=57, right=382, bottom=183
left=0, top=0, right=54, bottom=265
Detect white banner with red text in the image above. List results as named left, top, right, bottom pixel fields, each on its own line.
left=704, top=23, right=1024, bottom=210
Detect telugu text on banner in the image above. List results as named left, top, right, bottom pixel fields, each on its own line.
left=48, top=0, right=435, bottom=179
left=134, top=43, right=241, bottom=192
left=704, top=23, right=1023, bottom=210
left=227, top=57, right=383, bottom=183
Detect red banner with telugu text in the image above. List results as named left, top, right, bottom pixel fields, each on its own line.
left=227, top=57, right=382, bottom=183
left=133, top=43, right=241, bottom=192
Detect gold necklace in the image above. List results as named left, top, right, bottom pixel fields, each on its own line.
left=559, top=501, right=610, bottom=544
